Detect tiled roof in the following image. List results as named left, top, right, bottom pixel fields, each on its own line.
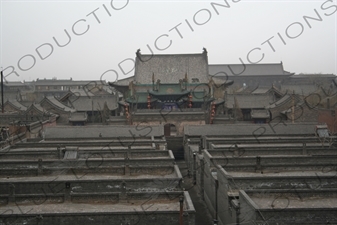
left=291, top=74, right=336, bottom=78
left=25, top=103, right=49, bottom=116
left=19, top=101, right=36, bottom=107
left=69, top=96, right=118, bottom=111
left=59, top=89, right=94, bottom=102
left=250, top=86, right=284, bottom=97
left=69, top=112, right=88, bottom=122
left=135, top=52, right=209, bottom=84
left=4, top=81, right=26, bottom=87
left=44, top=125, right=164, bottom=139
left=209, top=63, right=292, bottom=77
left=234, top=85, right=258, bottom=94
left=251, top=109, right=270, bottom=119
left=251, top=87, right=272, bottom=94
left=266, top=94, right=302, bottom=109
left=126, top=92, right=156, bottom=104
left=4, top=99, right=27, bottom=111
left=40, top=96, right=76, bottom=113
left=35, top=79, right=106, bottom=86
left=280, top=84, right=318, bottom=96
left=209, top=77, right=234, bottom=87
left=110, top=77, right=134, bottom=86
left=226, top=94, right=275, bottom=109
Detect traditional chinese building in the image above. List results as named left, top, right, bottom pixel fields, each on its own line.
left=110, top=49, right=233, bottom=135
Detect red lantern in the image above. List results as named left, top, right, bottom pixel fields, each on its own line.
left=125, top=104, right=129, bottom=118
left=188, top=95, right=193, bottom=108
left=147, top=95, right=151, bottom=109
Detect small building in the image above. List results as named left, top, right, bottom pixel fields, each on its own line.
left=250, top=109, right=270, bottom=123
left=225, top=94, right=275, bottom=121
left=61, top=95, right=118, bottom=123
left=209, top=62, right=294, bottom=92
left=39, top=96, right=76, bottom=124
left=68, top=112, right=88, bottom=126
left=3, top=99, right=27, bottom=113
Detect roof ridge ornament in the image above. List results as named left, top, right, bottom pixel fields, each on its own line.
left=203, top=47, right=208, bottom=55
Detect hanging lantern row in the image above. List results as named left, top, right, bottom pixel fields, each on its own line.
left=211, top=104, right=215, bottom=117
left=210, top=102, right=216, bottom=124
left=124, top=104, right=130, bottom=119
left=188, top=94, right=193, bottom=108
left=147, top=95, right=151, bottom=109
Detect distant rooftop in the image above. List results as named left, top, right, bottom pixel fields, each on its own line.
left=209, top=62, right=293, bottom=77
left=34, top=78, right=106, bottom=86
left=4, top=79, right=107, bottom=86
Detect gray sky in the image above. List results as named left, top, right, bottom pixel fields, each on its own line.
left=0, top=0, right=336, bottom=82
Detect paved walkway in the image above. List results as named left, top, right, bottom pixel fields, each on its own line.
left=176, top=160, right=214, bottom=225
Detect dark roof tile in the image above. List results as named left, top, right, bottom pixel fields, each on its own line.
left=69, top=96, right=118, bottom=111
left=209, top=63, right=291, bottom=77
left=226, top=94, right=275, bottom=109
left=44, top=125, right=164, bottom=139
left=135, top=53, right=209, bottom=84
